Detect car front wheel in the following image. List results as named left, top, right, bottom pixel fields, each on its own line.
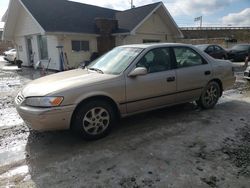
left=197, top=81, right=221, bottom=109
left=72, top=100, right=115, bottom=140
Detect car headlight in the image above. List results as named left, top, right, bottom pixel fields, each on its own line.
left=25, top=97, right=64, bottom=107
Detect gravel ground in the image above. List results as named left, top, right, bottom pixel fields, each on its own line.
left=0, top=59, right=250, bottom=188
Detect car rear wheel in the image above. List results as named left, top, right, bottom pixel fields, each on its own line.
left=197, top=81, right=221, bottom=109
left=72, top=100, right=115, bottom=140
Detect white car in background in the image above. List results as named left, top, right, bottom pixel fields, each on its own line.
left=4, top=49, right=17, bottom=62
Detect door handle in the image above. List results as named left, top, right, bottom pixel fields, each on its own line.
left=204, top=71, right=211, bottom=75
left=167, top=77, right=175, bottom=82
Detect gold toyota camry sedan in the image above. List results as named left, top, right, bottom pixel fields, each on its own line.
left=15, top=43, right=235, bottom=140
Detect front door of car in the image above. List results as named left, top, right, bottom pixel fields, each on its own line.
left=125, top=48, right=176, bottom=114
left=173, top=47, right=212, bottom=103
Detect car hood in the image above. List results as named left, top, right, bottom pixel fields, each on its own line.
left=21, top=69, right=118, bottom=97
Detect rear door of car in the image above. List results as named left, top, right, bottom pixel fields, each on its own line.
left=125, top=47, right=177, bottom=113
left=172, top=46, right=212, bottom=103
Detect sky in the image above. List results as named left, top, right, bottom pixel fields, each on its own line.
left=0, top=0, right=250, bottom=28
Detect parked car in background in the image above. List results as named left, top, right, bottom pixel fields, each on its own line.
left=227, top=44, right=250, bottom=62
left=195, top=44, right=228, bottom=59
left=15, top=43, right=235, bottom=140
left=3, top=49, right=17, bottom=62
left=244, top=66, right=250, bottom=81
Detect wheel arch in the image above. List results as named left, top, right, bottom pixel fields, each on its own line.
left=70, top=95, right=121, bottom=128
left=209, top=78, right=223, bottom=96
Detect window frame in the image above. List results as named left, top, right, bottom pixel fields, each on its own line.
left=172, top=46, right=208, bottom=69
left=206, top=45, right=214, bottom=53
left=37, top=35, right=49, bottom=60
left=214, top=45, right=223, bottom=51
left=71, top=40, right=90, bottom=52
left=135, top=47, right=175, bottom=74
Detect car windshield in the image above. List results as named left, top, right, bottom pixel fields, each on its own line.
left=87, top=47, right=143, bottom=75
left=195, top=45, right=208, bottom=51
left=232, top=45, right=249, bottom=51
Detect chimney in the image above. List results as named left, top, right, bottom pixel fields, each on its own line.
left=95, top=18, right=118, bottom=36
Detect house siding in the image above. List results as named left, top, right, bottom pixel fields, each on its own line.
left=13, top=4, right=42, bottom=37
left=12, top=3, right=45, bottom=67
left=136, top=11, right=172, bottom=36
left=14, top=37, right=28, bottom=64
left=116, top=11, right=175, bottom=46
left=58, top=34, right=98, bottom=68
left=46, top=35, right=60, bottom=70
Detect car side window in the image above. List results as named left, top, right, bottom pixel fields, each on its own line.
left=174, top=47, right=205, bottom=68
left=206, top=46, right=214, bottom=53
left=137, top=48, right=171, bottom=73
left=214, top=45, right=222, bottom=51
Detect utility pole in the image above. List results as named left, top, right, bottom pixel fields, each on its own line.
left=131, top=0, right=135, bottom=8
left=200, top=16, right=202, bottom=28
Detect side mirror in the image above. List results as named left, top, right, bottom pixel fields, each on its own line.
left=128, top=67, right=147, bottom=77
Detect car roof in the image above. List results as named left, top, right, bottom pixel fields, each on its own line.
left=119, top=43, right=193, bottom=49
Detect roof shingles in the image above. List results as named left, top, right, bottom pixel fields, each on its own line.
left=21, top=0, right=162, bottom=34
left=115, top=2, right=161, bottom=32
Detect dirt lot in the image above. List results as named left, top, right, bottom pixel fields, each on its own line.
left=0, top=58, right=250, bottom=188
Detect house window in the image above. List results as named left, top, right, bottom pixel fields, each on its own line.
left=37, top=35, right=48, bottom=59
left=72, top=40, right=89, bottom=52
left=143, top=39, right=160, bottom=43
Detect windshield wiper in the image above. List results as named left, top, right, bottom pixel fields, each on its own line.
left=88, top=67, right=104, bottom=74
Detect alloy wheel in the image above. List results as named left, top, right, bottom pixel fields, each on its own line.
left=82, top=107, right=110, bottom=135
left=204, top=84, right=219, bottom=106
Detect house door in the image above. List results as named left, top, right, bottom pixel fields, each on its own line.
left=26, top=37, right=33, bottom=66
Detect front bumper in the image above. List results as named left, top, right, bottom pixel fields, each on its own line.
left=15, top=100, right=76, bottom=131
left=4, top=56, right=15, bottom=62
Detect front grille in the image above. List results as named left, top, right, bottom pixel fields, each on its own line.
left=15, top=93, right=24, bottom=104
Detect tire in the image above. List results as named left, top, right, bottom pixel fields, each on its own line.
left=71, top=100, right=116, bottom=140
left=197, top=81, right=221, bottom=109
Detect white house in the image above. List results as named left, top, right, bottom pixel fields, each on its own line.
left=3, top=0, right=183, bottom=71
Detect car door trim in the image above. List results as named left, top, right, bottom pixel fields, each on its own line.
left=120, top=87, right=203, bottom=105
